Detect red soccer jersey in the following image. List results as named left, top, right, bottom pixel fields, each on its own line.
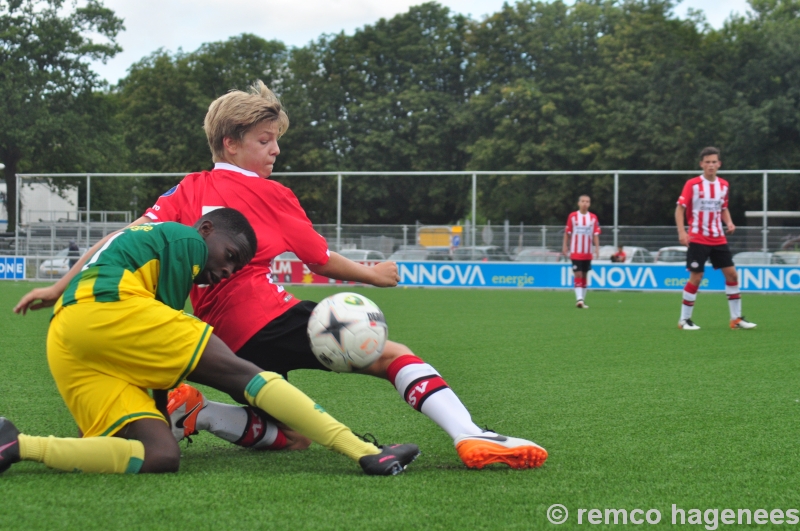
left=676, top=176, right=729, bottom=246
left=566, top=211, right=600, bottom=260
left=144, top=163, right=330, bottom=352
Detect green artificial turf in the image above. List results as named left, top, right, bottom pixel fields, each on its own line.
left=1, top=282, right=798, bottom=529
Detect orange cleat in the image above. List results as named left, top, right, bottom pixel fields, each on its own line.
left=455, top=432, right=548, bottom=469
left=730, top=317, right=757, bottom=329
left=167, top=384, right=207, bottom=442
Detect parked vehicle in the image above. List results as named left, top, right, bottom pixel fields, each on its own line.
left=388, top=247, right=452, bottom=261
left=452, top=246, right=512, bottom=262
left=655, top=246, right=687, bottom=263
left=513, top=247, right=564, bottom=262
left=733, top=252, right=773, bottom=265
left=596, top=245, right=654, bottom=264
left=772, top=251, right=800, bottom=265
left=39, top=247, right=87, bottom=277
left=337, top=249, right=386, bottom=261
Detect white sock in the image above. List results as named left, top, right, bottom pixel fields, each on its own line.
left=389, top=356, right=482, bottom=440
left=725, top=282, right=742, bottom=320
left=574, top=286, right=582, bottom=301
left=197, top=401, right=279, bottom=449
left=681, top=286, right=697, bottom=321
left=580, top=287, right=587, bottom=300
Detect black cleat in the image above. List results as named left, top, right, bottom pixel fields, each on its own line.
left=359, top=444, right=420, bottom=476
left=0, top=417, right=21, bottom=474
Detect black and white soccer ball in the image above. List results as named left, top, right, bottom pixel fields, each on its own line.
left=307, top=292, right=388, bottom=373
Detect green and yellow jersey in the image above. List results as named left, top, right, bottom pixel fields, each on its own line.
left=54, top=223, right=207, bottom=314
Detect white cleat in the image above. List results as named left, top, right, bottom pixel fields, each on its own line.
left=731, top=317, right=757, bottom=329
left=576, top=300, right=589, bottom=309
left=455, top=432, right=548, bottom=469
left=678, top=319, right=701, bottom=330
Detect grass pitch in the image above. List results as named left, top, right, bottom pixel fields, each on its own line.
left=1, top=283, right=798, bottom=530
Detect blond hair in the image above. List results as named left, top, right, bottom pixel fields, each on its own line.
left=204, top=80, right=289, bottom=162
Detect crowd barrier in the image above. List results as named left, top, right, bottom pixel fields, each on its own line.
left=270, top=259, right=800, bottom=293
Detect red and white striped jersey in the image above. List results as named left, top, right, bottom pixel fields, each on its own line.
left=677, top=176, right=729, bottom=246
left=566, top=211, right=601, bottom=260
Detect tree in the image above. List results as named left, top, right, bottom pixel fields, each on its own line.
left=0, top=0, right=123, bottom=232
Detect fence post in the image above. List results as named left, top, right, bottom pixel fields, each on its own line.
left=471, top=173, right=477, bottom=259
left=14, top=173, right=20, bottom=256
left=762, top=172, right=768, bottom=254
left=336, top=174, right=342, bottom=252
left=402, top=224, right=408, bottom=248
left=504, top=219, right=510, bottom=253
left=86, top=174, right=91, bottom=249
left=614, top=172, right=619, bottom=248
left=541, top=226, right=546, bottom=248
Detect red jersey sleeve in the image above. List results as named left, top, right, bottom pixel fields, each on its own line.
left=565, top=213, right=574, bottom=233
left=677, top=180, right=693, bottom=208
left=279, top=187, right=330, bottom=266
left=592, top=214, right=601, bottom=234
left=720, top=178, right=730, bottom=210
left=143, top=181, right=191, bottom=223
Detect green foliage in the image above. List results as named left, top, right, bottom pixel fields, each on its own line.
left=8, top=1, right=800, bottom=226
left=0, top=0, right=123, bottom=231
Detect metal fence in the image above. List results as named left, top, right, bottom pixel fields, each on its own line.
left=10, top=219, right=800, bottom=282
left=11, top=170, right=800, bottom=264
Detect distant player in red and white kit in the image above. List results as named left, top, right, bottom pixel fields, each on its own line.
left=675, top=147, right=756, bottom=330
left=562, top=195, right=600, bottom=309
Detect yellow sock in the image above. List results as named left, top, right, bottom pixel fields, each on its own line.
left=244, top=371, right=380, bottom=461
left=18, top=434, right=145, bottom=474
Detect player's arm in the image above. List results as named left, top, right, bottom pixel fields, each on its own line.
left=307, top=252, right=399, bottom=287
left=13, top=216, right=151, bottom=315
left=593, top=234, right=600, bottom=260
left=721, top=208, right=735, bottom=234
left=675, top=205, right=689, bottom=246
left=562, top=230, right=570, bottom=256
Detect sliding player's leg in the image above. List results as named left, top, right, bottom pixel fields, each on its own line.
left=167, top=383, right=309, bottom=450
left=187, top=334, right=419, bottom=475
left=174, top=301, right=544, bottom=469
left=361, top=341, right=547, bottom=470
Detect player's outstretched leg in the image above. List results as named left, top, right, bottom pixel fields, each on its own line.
left=168, top=383, right=310, bottom=450
left=365, top=342, right=547, bottom=470
left=188, top=335, right=419, bottom=475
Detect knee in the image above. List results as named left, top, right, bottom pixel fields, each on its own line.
left=142, top=443, right=181, bottom=473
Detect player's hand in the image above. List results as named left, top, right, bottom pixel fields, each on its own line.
left=726, top=222, right=736, bottom=234
left=370, top=261, right=399, bottom=287
left=562, top=246, right=568, bottom=256
left=277, top=423, right=312, bottom=451
left=13, top=286, right=62, bottom=315
left=678, top=232, right=689, bottom=247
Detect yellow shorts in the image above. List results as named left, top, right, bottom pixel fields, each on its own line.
left=47, top=297, right=212, bottom=438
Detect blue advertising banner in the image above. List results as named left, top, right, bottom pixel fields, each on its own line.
left=396, top=262, right=800, bottom=293
left=0, top=257, right=25, bottom=280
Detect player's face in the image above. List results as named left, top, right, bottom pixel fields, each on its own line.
left=700, top=154, right=721, bottom=179
left=224, top=121, right=281, bottom=178
left=578, top=196, right=591, bottom=212
left=196, top=228, right=251, bottom=286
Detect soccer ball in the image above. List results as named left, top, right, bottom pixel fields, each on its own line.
left=307, top=292, right=388, bottom=373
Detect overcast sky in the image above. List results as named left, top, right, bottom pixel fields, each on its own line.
left=90, top=0, right=753, bottom=85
